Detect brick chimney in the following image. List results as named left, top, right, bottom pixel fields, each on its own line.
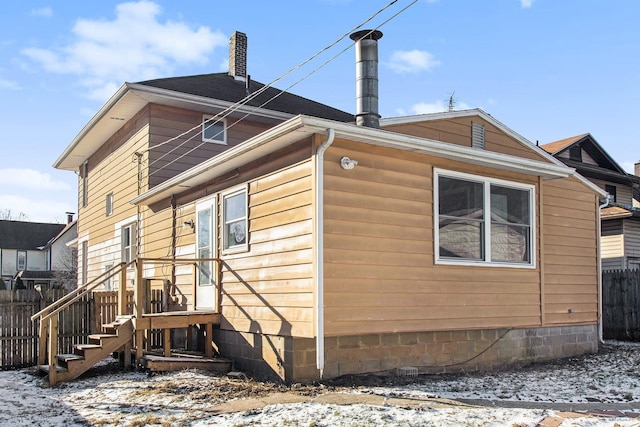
left=228, top=31, right=247, bottom=81
left=635, top=161, right=640, bottom=177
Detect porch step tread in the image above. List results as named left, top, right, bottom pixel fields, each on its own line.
left=88, top=334, right=118, bottom=340
left=38, top=364, right=68, bottom=374
left=57, top=353, right=84, bottom=362
left=75, top=344, right=102, bottom=351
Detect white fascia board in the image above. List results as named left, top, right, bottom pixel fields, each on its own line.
left=132, top=115, right=579, bottom=207
left=301, top=116, right=573, bottom=179
left=381, top=109, right=605, bottom=197
left=54, top=83, right=131, bottom=170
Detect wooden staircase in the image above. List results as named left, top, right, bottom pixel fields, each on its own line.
left=40, top=317, right=134, bottom=384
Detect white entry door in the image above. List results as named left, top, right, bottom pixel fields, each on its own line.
left=196, top=198, right=216, bottom=310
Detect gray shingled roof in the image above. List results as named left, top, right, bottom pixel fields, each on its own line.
left=0, top=220, right=65, bottom=250
left=136, top=73, right=355, bottom=123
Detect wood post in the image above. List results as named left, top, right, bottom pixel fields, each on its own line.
left=118, top=263, right=127, bottom=316
left=135, top=258, right=145, bottom=360
left=205, top=322, right=213, bottom=357
left=38, top=320, right=48, bottom=366
left=48, top=316, right=58, bottom=386
left=163, top=328, right=171, bottom=357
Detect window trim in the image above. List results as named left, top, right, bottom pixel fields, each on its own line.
left=221, top=185, right=248, bottom=255
left=434, top=168, right=536, bottom=269
left=16, top=250, right=26, bottom=271
left=121, top=222, right=137, bottom=264
left=202, top=115, right=227, bottom=145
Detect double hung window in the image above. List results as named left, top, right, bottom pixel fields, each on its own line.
left=222, top=187, right=247, bottom=253
left=435, top=169, right=534, bottom=267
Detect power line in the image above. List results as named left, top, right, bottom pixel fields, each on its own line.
left=145, top=0, right=417, bottom=181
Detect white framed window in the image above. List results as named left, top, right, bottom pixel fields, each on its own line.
left=222, top=186, right=248, bottom=253
left=106, top=193, right=114, bottom=216
left=16, top=251, right=26, bottom=270
left=434, top=168, right=535, bottom=268
left=202, top=115, right=227, bottom=144
left=121, top=222, right=137, bottom=264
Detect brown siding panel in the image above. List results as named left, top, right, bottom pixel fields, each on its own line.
left=323, top=140, right=544, bottom=336
left=542, top=177, right=599, bottom=325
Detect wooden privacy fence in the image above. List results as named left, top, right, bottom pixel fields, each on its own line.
left=0, top=289, right=164, bottom=369
left=603, top=269, right=640, bottom=341
left=0, top=289, right=92, bottom=369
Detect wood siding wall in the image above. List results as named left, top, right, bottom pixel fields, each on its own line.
left=322, top=139, right=544, bottom=336
left=78, top=108, right=151, bottom=288
left=541, top=177, right=599, bottom=324
left=156, top=141, right=317, bottom=337
left=147, top=105, right=274, bottom=188
left=382, top=116, right=548, bottom=162
left=624, top=220, right=640, bottom=263
left=601, top=219, right=624, bottom=271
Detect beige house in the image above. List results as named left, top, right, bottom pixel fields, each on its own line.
left=52, top=31, right=606, bottom=382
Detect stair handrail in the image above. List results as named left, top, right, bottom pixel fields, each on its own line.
left=31, top=260, right=135, bottom=323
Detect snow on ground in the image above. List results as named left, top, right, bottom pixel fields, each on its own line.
left=0, top=341, right=637, bottom=426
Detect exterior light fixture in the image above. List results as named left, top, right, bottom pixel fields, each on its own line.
left=340, top=156, right=358, bottom=170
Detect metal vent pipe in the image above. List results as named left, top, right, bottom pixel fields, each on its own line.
left=350, top=30, right=383, bottom=128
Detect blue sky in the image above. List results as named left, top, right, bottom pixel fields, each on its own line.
left=1, top=0, right=638, bottom=223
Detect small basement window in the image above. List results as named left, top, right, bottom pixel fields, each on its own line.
left=202, top=115, right=227, bottom=144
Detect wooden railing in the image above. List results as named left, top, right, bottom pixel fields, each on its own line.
left=31, top=257, right=222, bottom=381
left=31, top=261, right=134, bottom=384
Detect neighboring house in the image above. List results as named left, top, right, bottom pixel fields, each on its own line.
left=0, top=220, right=66, bottom=289
left=53, top=31, right=606, bottom=382
left=541, top=134, right=640, bottom=270
left=43, top=216, right=79, bottom=289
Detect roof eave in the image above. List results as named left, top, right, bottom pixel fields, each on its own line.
left=54, top=83, right=296, bottom=171
left=132, top=115, right=582, bottom=206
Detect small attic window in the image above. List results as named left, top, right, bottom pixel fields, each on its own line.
left=569, top=145, right=582, bottom=162
left=472, top=122, right=485, bottom=149
left=202, top=115, right=227, bottom=144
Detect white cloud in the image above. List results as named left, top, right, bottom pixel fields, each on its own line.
left=31, top=7, right=53, bottom=17
left=22, top=0, right=227, bottom=101
left=407, top=100, right=471, bottom=115
left=0, top=169, right=71, bottom=191
left=0, top=194, right=72, bottom=223
left=387, top=49, right=441, bottom=74
left=0, top=79, right=20, bottom=90
left=520, top=0, right=534, bottom=8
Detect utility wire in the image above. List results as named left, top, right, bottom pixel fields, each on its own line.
left=144, top=0, right=402, bottom=170
left=145, top=0, right=417, bottom=181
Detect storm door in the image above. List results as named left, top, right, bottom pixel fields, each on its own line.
left=195, top=197, right=217, bottom=310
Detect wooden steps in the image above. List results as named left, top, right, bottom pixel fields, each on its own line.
left=41, top=318, right=134, bottom=384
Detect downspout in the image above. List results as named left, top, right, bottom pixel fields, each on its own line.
left=597, top=198, right=608, bottom=344
left=315, top=128, right=335, bottom=378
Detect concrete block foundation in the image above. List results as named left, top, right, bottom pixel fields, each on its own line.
left=214, top=324, right=598, bottom=383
